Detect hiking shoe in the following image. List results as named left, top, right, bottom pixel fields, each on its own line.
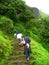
left=26, top=57, right=29, bottom=61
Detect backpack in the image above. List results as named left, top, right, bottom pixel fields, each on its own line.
left=21, top=40, right=25, bottom=46
left=26, top=43, right=29, bottom=48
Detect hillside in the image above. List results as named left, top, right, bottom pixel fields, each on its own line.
left=0, top=28, right=49, bottom=65
left=31, top=39, right=49, bottom=65
left=0, top=31, right=13, bottom=65
left=0, top=0, right=49, bottom=65
left=40, top=11, right=48, bottom=18
left=0, top=16, right=49, bottom=65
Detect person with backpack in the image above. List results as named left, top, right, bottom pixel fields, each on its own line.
left=24, top=34, right=31, bottom=61
left=14, top=30, right=23, bottom=44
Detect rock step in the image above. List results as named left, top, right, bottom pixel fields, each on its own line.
left=13, top=48, right=24, bottom=51
left=11, top=51, right=24, bottom=56
left=7, top=55, right=26, bottom=60
left=6, top=59, right=31, bottom=63
left=5, top=60, right=28, bottom=64
left=5, top=40, right=34, bottom=65
left=13, top=45, right=24, bottom=51
left=9, top=55, right=25, bottom=58
left=5, top=58, right=34, bottom=65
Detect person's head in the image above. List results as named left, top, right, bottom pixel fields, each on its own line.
left=16, top=30, right=19, bottom=34
left=26, top=34, right=28, bottom=36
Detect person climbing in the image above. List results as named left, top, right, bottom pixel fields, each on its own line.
left=24, top=34, right=31, bottom=61
left=17, top=33, right=23, bottom=44
left=14, top=30, right=23, bottom=45
left=14, top=30, right=19, bottom=37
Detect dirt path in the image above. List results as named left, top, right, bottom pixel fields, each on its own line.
left=5, top=39, right=34, bottom=65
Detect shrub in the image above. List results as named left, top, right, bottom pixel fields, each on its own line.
left=0, top=31, right=13, bottom=64
left=0, top=15, right=13, bottom=34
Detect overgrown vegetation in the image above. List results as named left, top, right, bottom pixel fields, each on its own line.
left=0, top=0, right=49, bottom=65
left=0, top=31, right=13, bottom=65
left=30, top=40, right=49, bottom=65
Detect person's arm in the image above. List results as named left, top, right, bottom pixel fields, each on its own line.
left=28, top=38, right=31, bottom=43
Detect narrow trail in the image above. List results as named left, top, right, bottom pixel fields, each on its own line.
left=5, top=39, right=34, bottom=65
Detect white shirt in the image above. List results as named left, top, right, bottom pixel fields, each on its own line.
left=17, top=33, right=22, bottom=39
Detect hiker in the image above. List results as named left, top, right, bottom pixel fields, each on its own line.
left=24, top=34, right=31, bottom=61
left=14, top=30, right=19, bottom=41
left=14, top=30, right=19, bottom=37
left=14, top=30, right=23, bottom=44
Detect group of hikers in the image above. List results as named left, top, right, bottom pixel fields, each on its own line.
left=14, top=30, right=31, bottom=61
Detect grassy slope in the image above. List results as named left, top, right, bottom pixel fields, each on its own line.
left=30, top=39, right=49, bottom=65
left=0, top=31, right=10, bottom=43
left=0, top=31, right=13, bottom=64
left=40, top=11, right=48, bottom=18
left=0, top=15, right=49, bottom=65
left=0, top=31, right=12, bottom=46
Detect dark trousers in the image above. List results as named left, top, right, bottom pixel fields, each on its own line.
left=17, top=39, right=21, bottom=43
left=25, top=51, right=30, bottom=58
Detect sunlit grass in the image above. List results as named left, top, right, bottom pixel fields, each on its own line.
left=30, top=39, right=49, bottom=65
left=0, top=31, right=13, bottom=65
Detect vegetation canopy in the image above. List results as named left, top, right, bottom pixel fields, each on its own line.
left=0, top=0, right=49, bottom=65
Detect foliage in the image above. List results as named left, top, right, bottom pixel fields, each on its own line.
left=0, top=15, right=13, bottom=34
left=0, top=0, right=49, bottom=65
left=0, top=31, right=13, bottom=64
left=0, top=0, right=25, bottom=21
left=7, top=62, right=16, bottom=65
left=26, top=18, right=49, bottom=43
left=13, top=22, right=26, bottom=35
left=40, top=17, right=49, bottom=43
left=0, top=0, right=34, bottom=24
left=30, top=40, right=49, bottom=65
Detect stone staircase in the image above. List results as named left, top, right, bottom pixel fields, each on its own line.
left=5, top=39, right=33, bottom=65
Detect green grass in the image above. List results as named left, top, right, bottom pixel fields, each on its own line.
left=30, top=39, right=49, bottom=65
left=0, top=14, right=49, bottom=65
left=0, top=31, right=12, bottom=47
left=0, top=31, right=13, bottom=65
left=40, top=11, right=48, bottom=18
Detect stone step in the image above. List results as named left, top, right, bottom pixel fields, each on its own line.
left=13, top=45, right=24, bottom=51
left=10, top=55, right=25, bottom=58
left=13, top=47, right=24, bottom=51
left=11, top=51, right=24, bottom=56
left=5, top=60, right=28, bottom=64
left=8, top=55, right=26, bottom=60
left=5, top=58, right=34, bottom=65
left=5, top=40, right=34, bottom=65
